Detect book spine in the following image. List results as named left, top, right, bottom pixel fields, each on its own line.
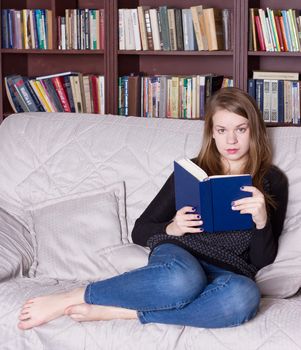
left=270, top=79, right=278, bottom=122
left=4, top=76, right=24, bottom=112
left=255, top=15, right=266, bottom=51
left=159, top=6, right=170, bottom=51
left=278, top=80, right=285, bottom=123
left=248, top=78, right=256, bottom=100
left=131, top=9, right=142, bottom=51
left=144, top=9, right=154, bottom=50
left=174, top=9, right=184, bottom=51
left=263, top=79, right=271, bottom=122
left=13, top=76, right=39, bottom=112
left=62, top=76, right=76, bottom=112
left=255, top=79, right=264, bottom=114
left=51, top=77, right=72, bottom=112
left=24, top=79, right=45, bottom=112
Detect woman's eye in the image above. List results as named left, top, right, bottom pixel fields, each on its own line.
left=237, top=128, right=247, bottom=133
left=217, top=129, right=225, bottom=134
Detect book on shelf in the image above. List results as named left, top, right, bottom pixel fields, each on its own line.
left=5, top=72, right=105, bottom=115
left=203, top=8, right=224, bottom=51
left=174, top=158, right=253, bottom=233
left=1, top=8, right=52, bottom=49
left=253, top=71, right=299, bottom=80
left=118, top=6, right=231, bottom=52
left=249, top=8, right=301, bottom=52
left=248, top=74, right=301, bottom=125
left=118, top=74, right=230, bottom=119
left=57, top=9, right=104, bottom=50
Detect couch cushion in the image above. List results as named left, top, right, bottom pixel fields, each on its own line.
left=27, top=182, right=128, bottom=281
left=0, top=198, right=34, bottom=281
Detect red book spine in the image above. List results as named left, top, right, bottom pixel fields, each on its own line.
left=91, top=75, right=100, bottom=113
left=279, top=17, right=289, bottom=52
left=51, top=77, right=71, bottom=112
left=255, top=15, right=266, bottom=51
left=274, top=15, right=285, bottom=51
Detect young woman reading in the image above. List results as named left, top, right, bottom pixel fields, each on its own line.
left=18, top=87, right=288, bottom=330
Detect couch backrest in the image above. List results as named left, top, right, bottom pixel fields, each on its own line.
left=0, top=113, right=204, bottom=235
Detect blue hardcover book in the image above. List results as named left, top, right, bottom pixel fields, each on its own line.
left=278, top=80, right=284, bottom=123
left=255, top=79, right=264, bottom=114
left=174, top=159, right=253, bottom=233
left=248, top=79, right=256, bottom=101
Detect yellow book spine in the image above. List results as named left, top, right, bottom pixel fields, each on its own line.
left=30, top=80, right=52, bottom=112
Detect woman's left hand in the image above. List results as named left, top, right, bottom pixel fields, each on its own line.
left=232, top=186, right=267, bottom=229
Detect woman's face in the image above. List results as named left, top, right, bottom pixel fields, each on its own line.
left=212, top=109, right=250, bottom=171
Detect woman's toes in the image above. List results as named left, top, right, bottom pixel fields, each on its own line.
left=19, top=313, right=30, bottom=321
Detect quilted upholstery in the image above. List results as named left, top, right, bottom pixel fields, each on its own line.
left=0, top=112, right=301, bottom=350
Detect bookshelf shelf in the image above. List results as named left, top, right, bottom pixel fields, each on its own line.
left=118, top=51, right=234, bottom=56
left=248, top=51, right=301, bottom=57
left=1, top=49, right=105, bottom=55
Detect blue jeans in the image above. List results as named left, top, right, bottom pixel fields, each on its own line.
left=84, top=243, right=261, bottom=328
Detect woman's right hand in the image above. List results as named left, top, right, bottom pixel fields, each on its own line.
left=166, top=206, right=203, bottom=236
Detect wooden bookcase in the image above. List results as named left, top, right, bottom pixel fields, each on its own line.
left=0, top=0, right=108, bottom=120
left=0, top=0, right=300, bottom=125
left=241, top=0, right=301, bottom=92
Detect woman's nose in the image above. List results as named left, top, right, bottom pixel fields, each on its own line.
left=226, top=132, right=238, bottom=144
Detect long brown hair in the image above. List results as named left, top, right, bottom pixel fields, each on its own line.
left=196, top=87, right=273, bottom=201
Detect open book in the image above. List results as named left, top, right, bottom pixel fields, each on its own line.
left=174, top=158, right=253, bottom=232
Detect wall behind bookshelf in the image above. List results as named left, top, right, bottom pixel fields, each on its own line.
left=0, top=0, right=300, bottom=125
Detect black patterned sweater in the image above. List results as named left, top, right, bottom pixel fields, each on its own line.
left=131, top=165, right=288, bottom=279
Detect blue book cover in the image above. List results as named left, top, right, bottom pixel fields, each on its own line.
left=248, top=79, right=256, bottom=101
left=278, top=80, right=284, bottom=123
left=255, top=79, right=264, bottom=114
left=174, top=159, right=253, bottom=233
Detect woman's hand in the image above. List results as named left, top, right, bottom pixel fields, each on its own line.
left=166, top=206, right=203, bottom=236
left=232, top=186, right=267, bottom=229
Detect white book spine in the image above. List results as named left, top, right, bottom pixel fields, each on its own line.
left=124, top=9, right=136, bottom=50
left=131, top=9, right=142, bottom=51
left=263, top=80, right=271, bottom=122
left=118, top=9, right=125, bottom=50
left=98, top=76, right=105, bottom=114
left=149, top=9, right=161, bottom=51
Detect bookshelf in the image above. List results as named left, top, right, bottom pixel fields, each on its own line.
left=0, top=0, right=300, bottom=125
left=0, top=0, right=108, bottom=120
left=242, top=0, right=301, bottom=89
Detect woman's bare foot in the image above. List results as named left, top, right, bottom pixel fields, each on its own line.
left=64, top=303, right=137, bottom=322
left=18, top=288, right=85, bottom=330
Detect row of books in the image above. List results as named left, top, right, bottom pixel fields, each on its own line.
left=249, top=8, right=301, bottom=52
left=248, top=71, right=301, bottom=125
left=118, top=74, right=233, bottom=119
left=119, top=6, right=231, bottom=52
left=5, top=72, right=105, bottom=115
left=57, top=9, right=105, bottom=50
left=1, top=9, right=53, bottom=49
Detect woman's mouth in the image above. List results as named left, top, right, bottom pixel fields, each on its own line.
left=226, top=149, right=239, bottom=154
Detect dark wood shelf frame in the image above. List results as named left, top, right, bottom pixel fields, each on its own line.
left=0, top=0, right=300, bottom=124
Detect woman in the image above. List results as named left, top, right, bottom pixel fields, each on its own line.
left=18, top=87, right=288, bottom=330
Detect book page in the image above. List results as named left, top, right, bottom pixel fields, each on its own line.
left=176, top=159, right=208, bottom=181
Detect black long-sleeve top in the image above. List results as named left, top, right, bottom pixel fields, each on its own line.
left=132, top=165, right=288, bottom=272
